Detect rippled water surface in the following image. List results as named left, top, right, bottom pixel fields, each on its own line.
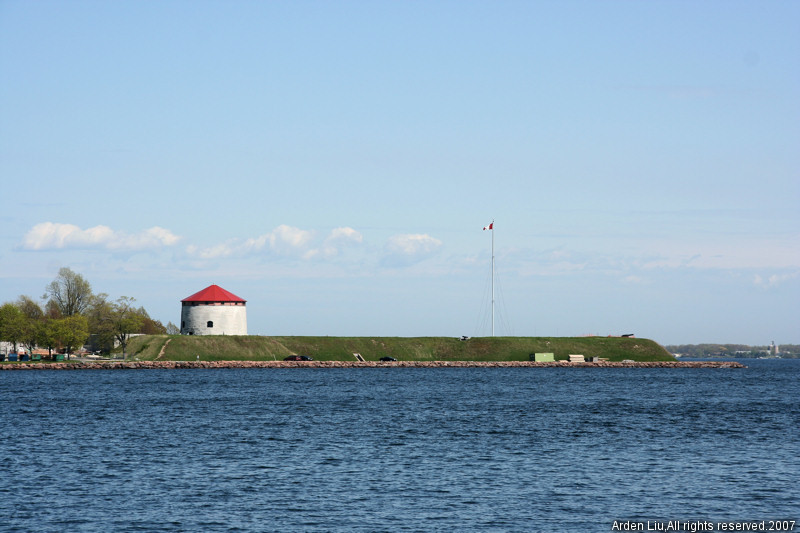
left=2, top=360, right=798, bottom=532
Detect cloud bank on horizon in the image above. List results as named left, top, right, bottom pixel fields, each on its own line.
left=5, top=214, right=799, bottom=344
left=21, top=222, right=181, bottom=252
left=17, top=219, right=798, bottom=285
left=20, top=221, right=444, bottom=267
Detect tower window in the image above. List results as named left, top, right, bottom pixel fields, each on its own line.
left=207, top=321, right=213, bottom=328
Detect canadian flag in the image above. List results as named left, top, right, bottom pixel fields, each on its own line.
left=483, top=222, right=493, bottom=230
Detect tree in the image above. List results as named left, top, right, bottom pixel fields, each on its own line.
left=109, top=297, right=143, bottom=360
left=54, top=315, right=89, bottom=359
left=86, top=293, right=115, bottom=353
left=165, top=322, right=180, bottom=335
left=87, top=295, right=158, bottom=356
left=135, top=306, right=167, bottom=335
left=0, top=302, right=26, bottom=353
left=44, top=267, right=92, bottom=317
left=16, top=296, right=44, bottom=357
left=39, top=318, right=60, bottom=358
left=17, top=295, right=44, bottom=320
left=44, top=298, right=62, bottom=319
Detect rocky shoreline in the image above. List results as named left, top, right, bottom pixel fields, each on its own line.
left=1, top=360, right=746, bottom=370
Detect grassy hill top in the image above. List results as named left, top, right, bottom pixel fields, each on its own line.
left=125, top=335, right=675, bottom=362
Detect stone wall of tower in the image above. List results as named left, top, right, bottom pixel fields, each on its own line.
left=180, top=304, right=247, bottom=335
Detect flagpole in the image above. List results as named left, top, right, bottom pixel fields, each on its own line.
left=483, top=220, right=495, bottom=337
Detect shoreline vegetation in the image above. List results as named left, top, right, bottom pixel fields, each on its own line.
left=127, top=334, right=678, bottom=363
left=4, top=335, right=685, bottom=366
left=3, top=336, right=746, bottom=368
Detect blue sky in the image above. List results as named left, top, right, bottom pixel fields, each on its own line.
left=1, top=1, right=797, bottom=345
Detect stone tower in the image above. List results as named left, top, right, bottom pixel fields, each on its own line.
left=180, top=284, right=247, bottom=335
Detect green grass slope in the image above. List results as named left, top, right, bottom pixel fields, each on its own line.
left=125, top=335, right=675, bottom=362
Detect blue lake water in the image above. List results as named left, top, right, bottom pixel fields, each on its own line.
left=1, top=360, right=798, bottom=532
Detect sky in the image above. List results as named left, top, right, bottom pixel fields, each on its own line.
left=1, top=1, right=798, bottom=345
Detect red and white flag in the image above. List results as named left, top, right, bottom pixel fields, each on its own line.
left=483, top=222, right=493, bottom=231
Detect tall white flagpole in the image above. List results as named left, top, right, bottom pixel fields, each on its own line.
left=491, top=221, right=495, bottom=337
left=483, top=220, right=494, bottom=337
left=483, top=220, right=495, bottom=337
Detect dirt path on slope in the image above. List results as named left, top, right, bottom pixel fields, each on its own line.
left=155, top=338, right=171, bottom=360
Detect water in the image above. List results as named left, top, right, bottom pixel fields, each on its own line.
left=1, top=360, right=798, bottom=532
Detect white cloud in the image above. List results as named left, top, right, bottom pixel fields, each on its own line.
left=382, top=233, right=443, bottom=266
left=187, top=224, right=322, bottom=260
left=22, top=222, right=180, bottom=251
left=321, top=226, right=363, bottom=257
left=754, top=271, right=798, bottom=288
left=328, top=227, right=363, bottom=243
left=387, top=234, right=442, bottom=255
left=109, top=226, right=182, bottom=250
left=268, top=224, right=315, bottom=254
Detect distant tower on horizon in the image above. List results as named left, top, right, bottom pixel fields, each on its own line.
left=180, top=284, right=247, bottom=335
left=770, top=341, right=779, bottom=355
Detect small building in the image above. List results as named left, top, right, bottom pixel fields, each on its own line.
left=180, top=284, right=247, bottom=336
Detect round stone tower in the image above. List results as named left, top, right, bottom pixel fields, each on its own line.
left=180, top=284, right=247, bottom=335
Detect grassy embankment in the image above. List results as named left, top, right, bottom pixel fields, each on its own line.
left=125, top=335, right=675, bottom=362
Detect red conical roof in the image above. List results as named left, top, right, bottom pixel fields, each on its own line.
left=181, top=284, right=246, bottom=303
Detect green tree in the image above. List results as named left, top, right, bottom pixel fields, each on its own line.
left=16, top=296, right=45, bottom=357
left=109, top=297, right=143, bottom=360
left=44, top=267, right=92, bottom=317
left=165, top=322, right=180, bottom=335
left=55, top=315, right=89, bottom=359
left=86, top=293, right=115, bottom=353
left=0, top=302, right=26, bottom=354
left=39, top=318, right=60, bottom=358
left=16, top=295, right=44, bottom=320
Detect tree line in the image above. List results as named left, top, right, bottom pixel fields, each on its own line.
left=0, top=267, right=178, bottom=359
left=665, top=343, right=799, bottom=358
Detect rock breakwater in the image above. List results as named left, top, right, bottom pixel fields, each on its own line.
left=1, top=360, right=746, bottom=370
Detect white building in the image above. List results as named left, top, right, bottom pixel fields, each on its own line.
left=180, top=284, right=247, bottom=336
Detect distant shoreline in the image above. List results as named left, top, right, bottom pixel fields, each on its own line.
left=1, top=360, right=746, bottom=370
